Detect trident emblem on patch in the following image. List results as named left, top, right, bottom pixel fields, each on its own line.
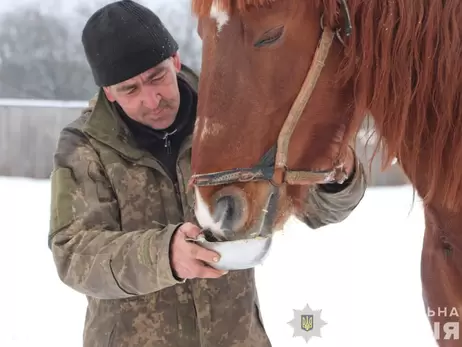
left=301, top=314, right=314, bottom=332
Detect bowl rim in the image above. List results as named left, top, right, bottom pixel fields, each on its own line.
left=187, top=233, right=273, bottom=270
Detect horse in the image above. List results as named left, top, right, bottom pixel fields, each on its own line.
left=188, top=0, right=462, bottom=345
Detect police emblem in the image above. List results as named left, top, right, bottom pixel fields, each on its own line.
left=288, top=303, right=327, bottom=344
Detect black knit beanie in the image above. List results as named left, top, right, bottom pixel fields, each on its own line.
left=81, top=0, right=179, bottom=87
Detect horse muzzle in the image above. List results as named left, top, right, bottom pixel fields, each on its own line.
left=209, top=184, right=279, bottom=240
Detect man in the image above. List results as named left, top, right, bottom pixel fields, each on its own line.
left=48, top=1, right=367, bottom=346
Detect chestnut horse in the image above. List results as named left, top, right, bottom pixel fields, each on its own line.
left=189, top=0, right=462, bottom=345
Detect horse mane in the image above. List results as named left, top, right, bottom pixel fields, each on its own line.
left=318, top=0, right=462, bottom=210
left=191, top=0, right=276, bottom=15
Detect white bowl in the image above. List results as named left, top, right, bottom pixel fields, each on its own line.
left=190, top=235, right=273, bottom=271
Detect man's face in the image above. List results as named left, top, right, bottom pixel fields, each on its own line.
left=104, top=54, right=182, bottom=130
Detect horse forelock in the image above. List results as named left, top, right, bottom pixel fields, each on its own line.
left=317, top=0, right=462, bottom=209
left=210, top=1, right=229, bottom=32
left=191, top=0, right=277, bottom=17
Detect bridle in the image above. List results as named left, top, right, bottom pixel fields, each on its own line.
left=189, top=1, right=353, bottom=238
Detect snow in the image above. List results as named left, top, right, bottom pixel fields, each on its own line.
left=0, top=176, right=437, bottom=346
left=0, top=98, right=87, bottom=108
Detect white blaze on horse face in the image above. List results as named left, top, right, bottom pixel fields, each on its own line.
left=210, top=1, right=229, bottom=32
left=194, top=186, right=227, bottom=239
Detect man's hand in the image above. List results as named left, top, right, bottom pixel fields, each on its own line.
left=170, top=223, right=228, bottom=280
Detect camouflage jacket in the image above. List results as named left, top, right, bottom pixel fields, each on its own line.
left=48, top=66, right=367, bottom=347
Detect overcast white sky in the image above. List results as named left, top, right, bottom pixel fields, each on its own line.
left=0, top=0, right=68, bottom=13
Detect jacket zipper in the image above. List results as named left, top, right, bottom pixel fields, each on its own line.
left=163, top=129, right=177, bottom=155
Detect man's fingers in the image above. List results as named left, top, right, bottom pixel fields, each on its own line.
left=191, top=249, right=228, bottom=278
left=194, top=263, right=228, bottom=278
left=178, top=260, right=227, bottom=279
left=172, top=224, right=228, bottom=279
left=188, top=243, right=221, bottom=263
left=179, top=223, right=203, bottom=239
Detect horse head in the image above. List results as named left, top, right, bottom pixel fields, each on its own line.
left=188, top=0, right=361, bottom=241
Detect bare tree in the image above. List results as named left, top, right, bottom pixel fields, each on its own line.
left=0, top=6, right=96, bottom=100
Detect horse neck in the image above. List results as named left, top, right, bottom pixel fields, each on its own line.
left=333, top=0, right=462, bottom=211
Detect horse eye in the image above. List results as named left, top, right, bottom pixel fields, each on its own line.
left=254, top=25, right=284, bottom=47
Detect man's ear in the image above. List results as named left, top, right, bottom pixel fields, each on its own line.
left=103, top=86, right=116, bottom=102
left=172, top=52, right=181, bottom=72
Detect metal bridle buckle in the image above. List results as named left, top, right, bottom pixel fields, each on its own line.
left=320, top=0, right=352, bottom=47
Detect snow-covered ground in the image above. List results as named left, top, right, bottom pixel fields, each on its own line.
left=0, top=176, right=437, bottom=346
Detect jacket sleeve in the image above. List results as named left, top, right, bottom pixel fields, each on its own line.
left=48, top=127, right=184, bottom=300
left=296, top=151, right=367, bottom=229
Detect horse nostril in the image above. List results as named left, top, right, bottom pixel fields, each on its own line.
left=213, top=195, right=236, bottom=222
left=212, top=194, right=243, bottom=232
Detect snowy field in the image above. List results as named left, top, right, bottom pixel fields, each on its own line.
left=0, top=176, right=437, bottom=347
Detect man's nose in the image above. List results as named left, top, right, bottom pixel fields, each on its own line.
left=141, top=88, right=161, bottom=109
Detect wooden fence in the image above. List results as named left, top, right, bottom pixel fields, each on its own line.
left=0, top=98, right=409, bottom=185
left=0, top=98, right=86, bottom=178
